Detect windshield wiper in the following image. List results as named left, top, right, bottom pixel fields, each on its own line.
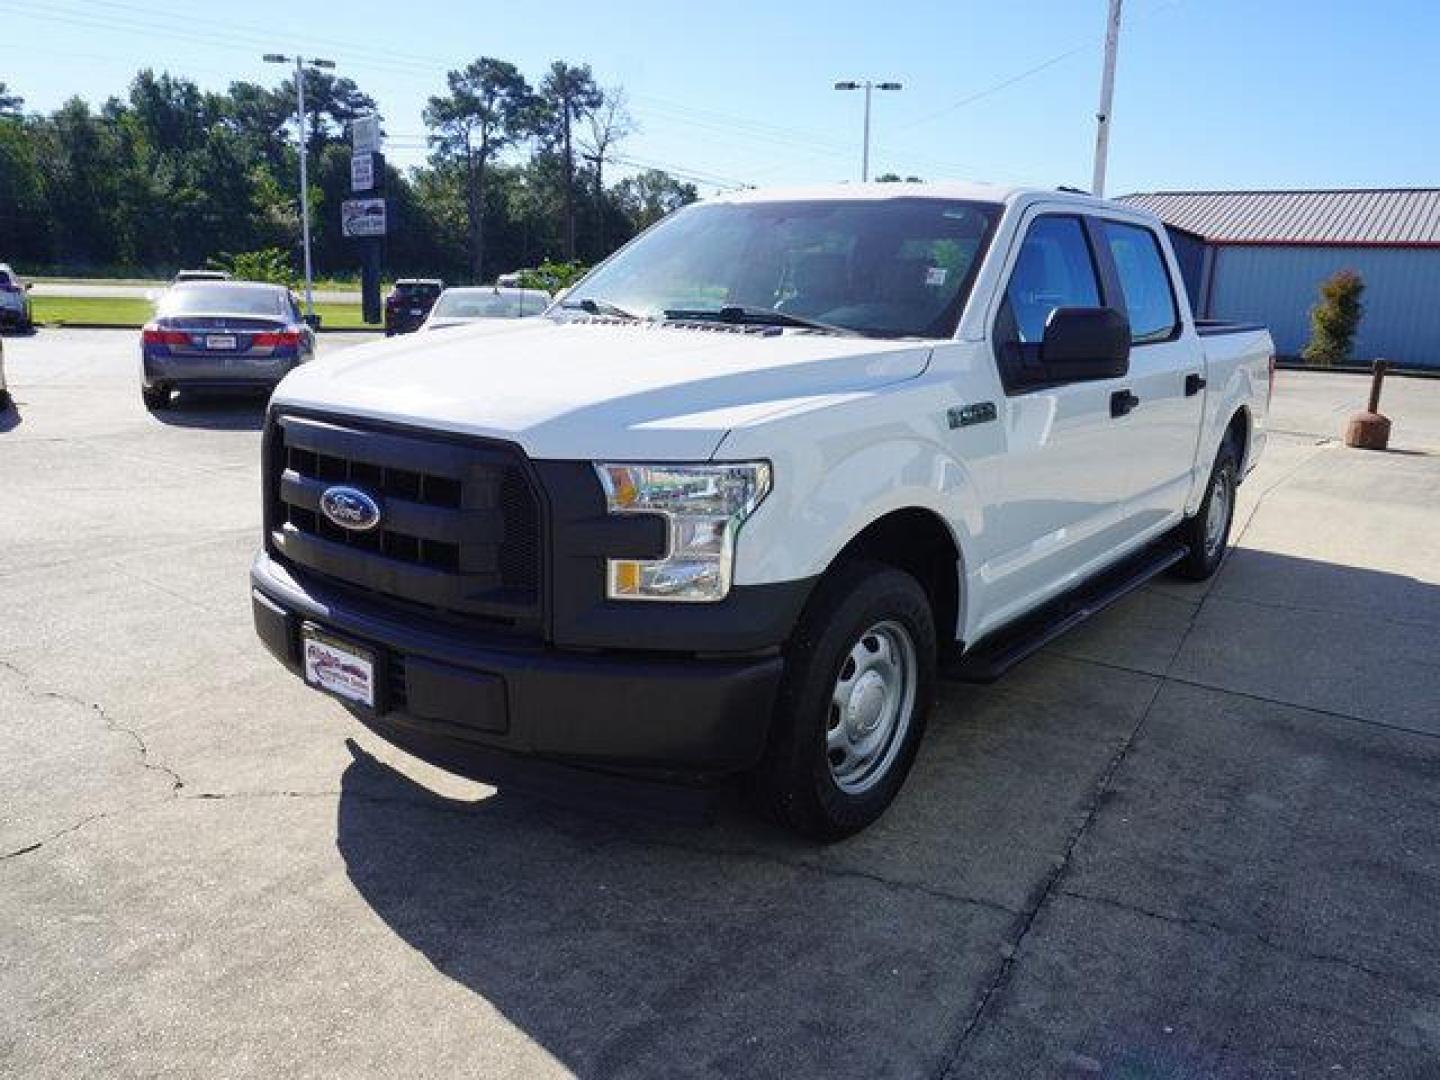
left=560, top=296, right=640, bottom=320
left=663, top=304, right=852, bottom=335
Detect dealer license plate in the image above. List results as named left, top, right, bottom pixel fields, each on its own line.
left=301, top=625, right=375, bottom=708
left=205, top=334, right=238, bottom=350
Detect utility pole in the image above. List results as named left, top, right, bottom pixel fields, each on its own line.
left=834, top=80, right=902, bottom=182
left=264, top=52, right=336, bottom=323
left=1091, top=0, right=1124, bottom=197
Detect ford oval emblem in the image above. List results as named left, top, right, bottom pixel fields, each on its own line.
left=319, top=485, right=382, bottom=532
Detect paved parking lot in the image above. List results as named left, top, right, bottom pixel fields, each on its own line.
left=3, top=329, right=1439, bottom=1078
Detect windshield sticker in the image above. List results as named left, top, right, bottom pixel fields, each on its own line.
left=926, top=266, right=948, bottom=287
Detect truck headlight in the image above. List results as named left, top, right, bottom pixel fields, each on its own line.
left=595, top=462, right=772, bottom=602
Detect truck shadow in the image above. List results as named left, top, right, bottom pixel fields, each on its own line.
left=331, top=546, right=1440, bottom=1077
left=333, top=735, right=1013, bottom=1078
left=148, top=392, right=267, bottom=430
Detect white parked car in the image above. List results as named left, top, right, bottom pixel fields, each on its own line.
left=420, top=286, right=552, bottom=331
left=0, top=263, right=34, bottom=332
left=250, top=182, right=1272, bottom=838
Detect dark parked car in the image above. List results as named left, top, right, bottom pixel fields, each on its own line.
left=384, top=278, right=443, bottom=335
left=140, top=282, right=315, bottom=410
left=0, top=263, right=34, bottom=331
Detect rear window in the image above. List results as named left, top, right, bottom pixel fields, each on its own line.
left=395, top=283, right=442, bottom=300
left=157, top=285, right=291, bottom=318
left=432, top=290, right=547, bottom=319
left=1101, top=221, right=1179, bottom=344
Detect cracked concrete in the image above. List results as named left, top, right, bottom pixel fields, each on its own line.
left=2, top=332, right=1439, bottom=1078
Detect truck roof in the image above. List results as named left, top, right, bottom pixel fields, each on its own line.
left=711, top=180, right=1145, bottom=217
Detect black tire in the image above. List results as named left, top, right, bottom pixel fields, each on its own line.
left=752, top=559, right=936, bottom=840
left=0, top=389, right=11, bottom=411
left=141, top=385, right=171, bottom=411
left=1172, top=435, right=1240, bottom=581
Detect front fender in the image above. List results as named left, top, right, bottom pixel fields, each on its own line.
left=731, top=429, right=983, bottom=637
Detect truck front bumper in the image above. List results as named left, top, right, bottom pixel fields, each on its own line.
left=250, top=552, right=783, bottom=782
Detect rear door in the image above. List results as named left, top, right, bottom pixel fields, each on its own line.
left=1092, top=217, right=1204, bottom=535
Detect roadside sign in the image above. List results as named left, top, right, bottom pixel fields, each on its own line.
left=352, top=115, right=381, bottom=155
left=351, top=152, right=375, bottom=193
left=341, top=198, right=386, bottom=238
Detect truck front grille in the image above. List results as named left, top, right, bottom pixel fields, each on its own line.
left=266, top=412, right=542, bottom=626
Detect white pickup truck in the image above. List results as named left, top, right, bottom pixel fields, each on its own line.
left=251, top=183, right=1272, bottom=838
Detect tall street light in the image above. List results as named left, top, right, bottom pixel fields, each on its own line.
left=834, top=79, right=902, bottom=182
left=264, top=53, right=336, bottom=322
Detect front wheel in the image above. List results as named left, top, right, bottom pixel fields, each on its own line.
left=1172, top=437, right=1239, bottom=581
left=752, top=560, right=936, bottom=840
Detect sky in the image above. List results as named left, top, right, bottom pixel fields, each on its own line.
left=5, top=0, right=1439, bottom=197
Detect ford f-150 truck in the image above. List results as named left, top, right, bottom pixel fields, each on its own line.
left=251, top=182, right=1272, bottom=838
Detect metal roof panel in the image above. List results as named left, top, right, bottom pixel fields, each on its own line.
left=1117, top=189, right=1440, bottom=245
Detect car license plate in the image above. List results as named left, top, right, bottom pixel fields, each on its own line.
left=205, top=334, right=238, bottom=350
left=301, top=625, right=375, bottom=709
left=409, top=308, right=424, bottom=316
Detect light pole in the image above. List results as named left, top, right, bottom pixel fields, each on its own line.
left=264, top=52, right=335, bottom=322
left=834, top=80, right=902, bottom=182
left=1091, top=0, right=1124, bottom=197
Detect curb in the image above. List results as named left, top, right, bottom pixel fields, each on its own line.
left=1275, top=360, right=1439, bottom=380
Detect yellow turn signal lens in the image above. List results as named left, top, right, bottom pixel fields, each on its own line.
left=612, top=560, right=641, bottom=595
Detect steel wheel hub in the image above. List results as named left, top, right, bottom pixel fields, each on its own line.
left=827, top=619, right=918, bottom=794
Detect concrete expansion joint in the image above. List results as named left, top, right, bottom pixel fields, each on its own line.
left=938, top=550, right=1222, bottom=1078
left=604, top=830, right=1021, bottom=918
left=1056, top=888, right=1440, bottom=1005
left=935, top=676, right=1171, bottom=1079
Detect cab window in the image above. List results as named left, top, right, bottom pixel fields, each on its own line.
left=994, top=215, right=1103, bottom=389
left=1100, top=220, right=1179, bottom=343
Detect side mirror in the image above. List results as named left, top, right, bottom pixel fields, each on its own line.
left=1041, top=307, right=1130, bottom=380
left=304, top=313, right=322, bottom=330
left=24, top=282, right=32, bottom=292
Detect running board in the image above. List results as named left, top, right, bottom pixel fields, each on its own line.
left=943, top=539, right=1189, bottom=684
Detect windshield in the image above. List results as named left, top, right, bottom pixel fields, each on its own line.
left=565, top=197, right=1001, bottom=338
left=432, top=289, right=546, bottom=319
left=158, top=284, right=291, bottom=318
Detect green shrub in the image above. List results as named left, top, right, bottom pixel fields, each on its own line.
left=209, top=248, right=297, bottom=288
left=512, top=259, right=587, bottom=294
left=1303, top=269, right=1365, bottom=366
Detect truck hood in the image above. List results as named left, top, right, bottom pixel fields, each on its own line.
left=272, top=317, right=933, bottom=459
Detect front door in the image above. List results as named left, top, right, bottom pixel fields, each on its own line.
left=972, top=211, right=1145, bottom=635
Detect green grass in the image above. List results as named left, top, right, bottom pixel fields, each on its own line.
left=31, top=295, right=376, bottom=331
left=32, top=296, right=155, bottom=326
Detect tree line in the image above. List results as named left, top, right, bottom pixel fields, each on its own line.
left=0, top=62, right=699, bottom=282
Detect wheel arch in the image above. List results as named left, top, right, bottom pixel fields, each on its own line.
left=818, top=506, right=966, bottom=647
left=1226, top=404, right=1251, bottom=472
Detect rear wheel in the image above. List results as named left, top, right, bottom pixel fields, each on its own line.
left=0, top=389, right=11, bottom=411
left=1172, top=436, right=1239, bottom=580
left=752, top=559, right=936, bottom=840
left=141, top=385, right=171, bottom=411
